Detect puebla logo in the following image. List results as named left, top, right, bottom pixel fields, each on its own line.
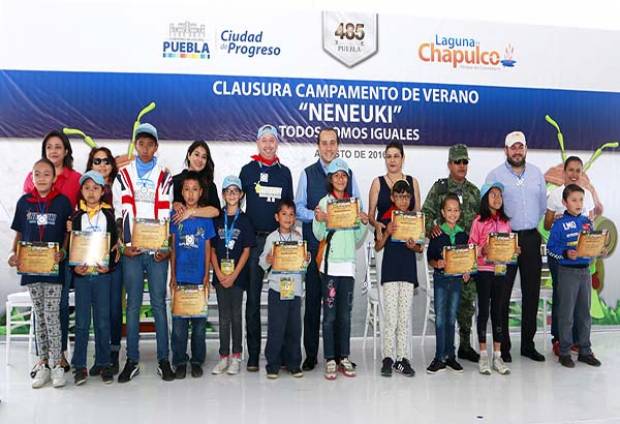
left=163, top=21, right=210, bottom=60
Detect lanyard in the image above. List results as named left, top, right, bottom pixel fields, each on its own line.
left=85, top=210, right=102, bottom=232
left=278, top=230, right=292, bottom=242
left=36, top=200, right=48, bottom=242
left=224, top=208, right=240, bottom=258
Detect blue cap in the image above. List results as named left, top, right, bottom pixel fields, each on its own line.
left=222, top=175, right=242, bottom=190
left=326, top=158, right=350, bottom=175
left=135, top=123, right=158, bottom=142
left=480, top=181, right=504, bottom=198
left=256, top=124, right=279, bottom=142
left=79, top=170, right=105, bottom=187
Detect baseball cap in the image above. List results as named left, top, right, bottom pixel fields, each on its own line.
left=505, top=131, right=526, bottom=147
left=80, top=170, right=105, bottom=187
left=256, top=124, right=279, bottom=142
left=135, top=123, right=158, bottom=143
left=449, top=144, right=470, bottom=161
left=222, top=175, right=242, bottom=190
left=480, top=181, right=505, bottom=198
left=326, top=158, right=350, bottom=175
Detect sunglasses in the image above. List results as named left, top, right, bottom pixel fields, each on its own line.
left=452, top=159, right=469, bottom=165
left=93, top=158, right=111, bottom=165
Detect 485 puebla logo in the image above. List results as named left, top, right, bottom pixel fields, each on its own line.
left=322, top=11, right=378, bottom=68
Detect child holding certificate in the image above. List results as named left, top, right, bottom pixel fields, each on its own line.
left=259, top=199, right=309, bottom=379
left=547, top=184, right=601, bottom=368
left=426, top=194, right=470, bottom=375
left=69, top=171, right=119, bottom=386
left=468, top=182, right=513, bottom=376
left=312, top=158, right=368, bottom=380
left=374, top=180, right=422, bottom=377
left=8, top=158, right=72, bottom=388
left=211, top=176, right=256, bottom=376
left=169, top=171, right=216, bottom=379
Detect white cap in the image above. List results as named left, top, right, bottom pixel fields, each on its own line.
left=505, top=131, right=526, bottom=147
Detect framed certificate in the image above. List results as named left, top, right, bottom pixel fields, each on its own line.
left=17, top=241, right=59, bottom=276
left=172, top=285, right=207, bottom=318
left=131, top=218, right=169, bottom=251
left=391, top=211, right=425, bottom=243
left=443, top=244, right=477, bottom=276
left=486, top=232, right=518, bottom=264
left=576, top=230, right=608, bottom=258
left=326, top=198, right=359, bottom=230
left=69, top=231, right=110, bottom=267
left=272, top=240, right=307, bottom=273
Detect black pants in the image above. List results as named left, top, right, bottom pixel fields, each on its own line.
left=265, top=290, right=302, bottom=373
left=215, top=284, right=243, bottom=356
left=303, top=247, right=321, bottom=360
left=246, top=234, right=267, bottom=363
left=503, top=229, right=542, bottom=354
left=476, top=271, right=507, bottom=344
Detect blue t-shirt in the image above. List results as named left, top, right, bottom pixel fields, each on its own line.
left=171, top=214, right=216, bottom=285
left=211, top=209, right=256, bottom=288
left=11, top=193, right=72, bottom=285
left=379, top=216, right=418, bottom=286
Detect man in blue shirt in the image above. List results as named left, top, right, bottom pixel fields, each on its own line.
left=295, top=127, right=362, bottom=371
left=486, top=131, right=547, bottom=362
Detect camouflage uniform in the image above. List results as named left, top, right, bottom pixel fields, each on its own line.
left=422, top=144, right=480, bottom=351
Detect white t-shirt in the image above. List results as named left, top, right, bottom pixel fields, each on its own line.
left=546, top=185, right=595, bottom=216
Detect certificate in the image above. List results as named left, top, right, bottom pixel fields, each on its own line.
left=17, top=241, right=59, bottom=276
left=131, top=218, right=169, bottom=251
left=391, top=211, right=425, bottom=243
left=443, top=244, right=477, bottom=276
left=326, top=198, right=359, bottom=230
left=172, top=285, right=207, bottom=318
left=69, top=231, right=110, bottom=266
left=576, top=230, right=608, bottom=258
left=486, top=232, right=518, bottom=264
left=272, top=241, right=307, bottom=273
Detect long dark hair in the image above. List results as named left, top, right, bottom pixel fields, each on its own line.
left=86, top=147, right=118, bottom=184
left=326, top=171, right=349, bottom=194
left=41, top=130, right=74, bottom=170
left=180, top=170, right=209, bottom=207
left=479, top=188, right=510, bottom=222
left=185, top=140, right=214, bottom=184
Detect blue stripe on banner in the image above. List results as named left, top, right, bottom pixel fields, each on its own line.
left=0, top=69, right=619, bottom=150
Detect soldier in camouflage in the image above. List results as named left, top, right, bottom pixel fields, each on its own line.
left=422, top=144, right=481, bottom=362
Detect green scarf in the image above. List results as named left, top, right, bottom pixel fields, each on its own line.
left=440, top=222, right=464, bottom=245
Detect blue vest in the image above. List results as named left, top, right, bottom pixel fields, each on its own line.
left=302, top=160, right=353, bottom=251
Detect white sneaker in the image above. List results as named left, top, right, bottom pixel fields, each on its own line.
left=32, top=364, right=51, bottom=389
left=478, top=356, right=491, bottom=375
left=324, top=360, right=337, bottom=380
left=339, top=358, right=356, bottom=377
left=493, top=356, right=511, bottom=375
left=212, top=357, right=229, bottom=375
left=227, top=357, right=241, bottom=375
left=51, top=365, right=66, bottom=388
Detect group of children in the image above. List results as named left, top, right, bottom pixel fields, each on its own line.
left=8, top=124, right=602, bottom=390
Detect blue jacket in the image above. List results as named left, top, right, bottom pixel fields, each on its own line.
left=547, top=211, right=593, bottom=266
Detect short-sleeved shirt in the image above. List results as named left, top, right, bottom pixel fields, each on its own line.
left=211, top=210, right=256, bottom=288
left=171, top=214, right=216, bottom=285
left=547, top=184, right=595, bottom=217
left=379, top=215, right=418, bottom=286
left=11, top=192, right=72, bottom=285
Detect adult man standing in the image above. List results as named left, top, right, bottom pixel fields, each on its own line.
left=486, top=131, right=547, bottom=362
left=240, top=124, right=294, bottom=371
left=422, top=144, right=480, bottom=362
left=294, top=127, right=362, bottom=370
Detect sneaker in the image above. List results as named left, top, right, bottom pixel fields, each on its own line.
left=31, top=364, right=51, bottom=389
left=578, top=354, right=602, bottom=367
left=74, top=368, right=88, bottom=386
left=101, top=367, right=114, bottom=384
left=381, top=357, right=394, bottom=377
left=426, top=358, right=446, bottom=374
left=89, top=364, right=103, bottom=377
left=157, top=360, right=175, bottom=382
left=191, top=364, right=203, bottom=378
left=393, top=358, right=415, bottom=377
left=445, top=357, right=464, bottom=373
left=246, top=357, right=259, bottom=372
left=302, top=357, right=316, bottom=371
left=175, top=364, right=187, bottom=379
left=110, top=351, right=120, bottom=375
left=559, top=355, right=575, bottom=368
left=457, top=346, right=480, bottom=363
left=501, top=352, right=512, bottom=363
left=338, top=357, right=356, bottom=377
left=51, top=365, right=66, bottom=388
left=118, top=360, right=140, bottom=383
left=478, top=356, right=492, bottom=375
left=324, top=360, right=337, bottom=380
left=290, top=368, right=303, bottom=378
left=212, top=357, right=229, bottom=375
left=227, top=357, right=241, bottom=375
left=266, top=369, right=279, bottom=379
left=492, top=356, right=511, bottom=375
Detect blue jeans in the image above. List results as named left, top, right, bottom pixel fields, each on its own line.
left=172, top=317, right=206, bottom=366
left=123, top=254, right=169, bottom=362
left=265, top=289, right=302, bottom=373
left=433, top=274, right=462, bottom=361
left=71, top=273, right=112, bottom=369
left=109, top=265, right=123, bottom=351
left=320, top=274, right=354, bottom=360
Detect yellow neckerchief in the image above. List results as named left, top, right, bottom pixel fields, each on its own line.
left=79, top=200, right=111, bottom=219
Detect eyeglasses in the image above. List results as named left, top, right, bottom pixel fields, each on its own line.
left=452, top=159, right=469, bottom=165
left=93, top=158, right=111, bottom=165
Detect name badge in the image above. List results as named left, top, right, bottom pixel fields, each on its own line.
left=260, top=173, right=269, bottom=183
left=221, top=259, right=235, bottom=276
left=279, top=277, right=295, bottom=300
left=37, top=214, right=48, bottom=226
left=226, top=239, right=236, bottom=251
left=255, top=184, right=283, bottom=203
